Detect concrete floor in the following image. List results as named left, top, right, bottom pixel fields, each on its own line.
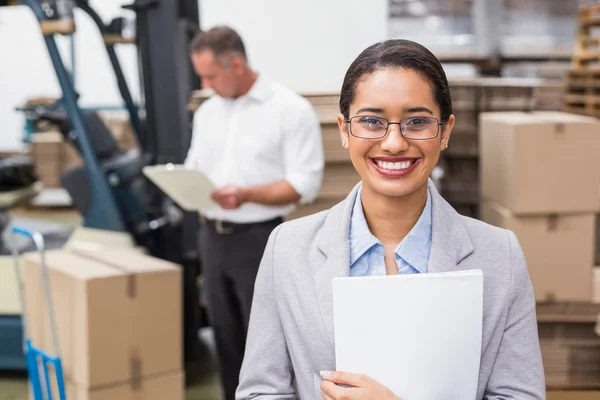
left=0, top=329, right=223, bottom=400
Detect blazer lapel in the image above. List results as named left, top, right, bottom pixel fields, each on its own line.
left=313, top=180, right=476, bottom=348
left=426, top=180, right=475, bottom=273
left=314, top=185, right=359, bottom=347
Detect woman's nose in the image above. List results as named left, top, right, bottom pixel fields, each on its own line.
left=380, top=124, right=409, bottom=154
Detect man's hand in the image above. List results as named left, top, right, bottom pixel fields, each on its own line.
left=320, top=371, right=401, bottom=400
left=211, top=185, right=248, bottom=210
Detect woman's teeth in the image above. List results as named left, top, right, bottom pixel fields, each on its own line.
left=375, top=160, right=414, bottom=170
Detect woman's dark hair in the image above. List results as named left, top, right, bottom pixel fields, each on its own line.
left=339, top=39, right=452, bottom=123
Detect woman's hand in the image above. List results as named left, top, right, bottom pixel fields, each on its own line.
left=319, top=371, right=402, bottom=400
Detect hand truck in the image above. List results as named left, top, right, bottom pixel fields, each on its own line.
left=10, top=225, right=66, bottom=400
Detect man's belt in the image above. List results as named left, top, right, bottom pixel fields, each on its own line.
left=203, top=216, right=283, bottom=234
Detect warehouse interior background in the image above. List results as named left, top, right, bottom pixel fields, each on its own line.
left=1, top=0, right=600, bottom=399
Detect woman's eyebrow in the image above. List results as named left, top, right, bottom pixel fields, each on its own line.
left=355, top=107, right=385, bottom=114
left=404, top=106, right=434, bottom=115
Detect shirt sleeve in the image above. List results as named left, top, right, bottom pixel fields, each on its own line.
left=281, top=101, right=325, bottom=204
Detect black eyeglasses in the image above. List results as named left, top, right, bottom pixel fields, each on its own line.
left=345, top=116, right=444, bottom=140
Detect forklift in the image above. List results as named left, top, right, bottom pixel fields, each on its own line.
left=0, top=0, right=207, bottom=381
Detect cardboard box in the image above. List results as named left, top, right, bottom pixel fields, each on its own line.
left=594, top=267, right=600, bottom=304
left=480, top=111, right=600, bottom=214
left=30, top=132, right=64, bottom=188
left=29, top=132, right=84, bottom=188
left=22, top=248, right=182, bottom=388
left=30, top=370, right=184, bottom=400
left=481, top=200, right=595, bottom=302
left=0, top=255, right=21, bottom=315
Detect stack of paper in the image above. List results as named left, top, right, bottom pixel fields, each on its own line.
left=333, top=269, right=483, bottom=400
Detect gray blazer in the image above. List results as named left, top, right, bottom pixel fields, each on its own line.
left=237, top=180, right=545, bottom=400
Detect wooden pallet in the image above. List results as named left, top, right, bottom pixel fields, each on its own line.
left=564, top=3, right=600, bottom=117
left=579, top=3, right=600, bottom=28
left=572, top=3, right=600, bottom=70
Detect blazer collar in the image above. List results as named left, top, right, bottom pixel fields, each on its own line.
left=314, top=179, right=475, bottom=346
left=316, top=179, right=474, bottom=263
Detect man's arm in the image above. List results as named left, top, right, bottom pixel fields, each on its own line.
left=278, top=101, right=324, bottom=205
left=236, top=226, right=297, bottom=399
left=244, top=101, right=324, bottom=206
left=244, top=179, right=301, bottom=205
left=484, top=230, right=545, bottom=399
left=213, top=102, right=324, bottom=209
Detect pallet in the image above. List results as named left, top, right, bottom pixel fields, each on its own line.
left=564, top=3, right=600, bottom=117
left=579, top=3, right=600, bottom=28
left=572, top=4, right=600, bottom=70
left=566, top=69, right=600, bottom=87
left=537, top=301, right=600, bottom=390
left=563, top=81, right=600, bottom=116
left=564, top=104, right=600, bottom=119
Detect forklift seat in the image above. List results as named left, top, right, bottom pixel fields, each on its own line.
left=62, top=149, right=144, bottom=220
left=34, top=109, right=120, bottom=162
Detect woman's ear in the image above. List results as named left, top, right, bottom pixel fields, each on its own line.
left=338, top=113, right=350, bottom=149
left=440, top=114, right=455, bottom=151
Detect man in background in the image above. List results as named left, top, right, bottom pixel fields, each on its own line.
left=185, top=26, right=324, bottom=399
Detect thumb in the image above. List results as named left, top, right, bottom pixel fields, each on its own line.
left=320, top=371, right=371, bottom=387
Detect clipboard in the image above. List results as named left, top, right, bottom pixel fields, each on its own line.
left=142, top=164, right=220, bottom=212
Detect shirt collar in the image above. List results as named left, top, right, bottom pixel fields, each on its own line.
left=245, top=73, right=272, bottom=102
left=349, top=183, right=432, bottom=273
left=349, top=186, right=380, bottom=265
left=394, top=190, right=432, bottom=273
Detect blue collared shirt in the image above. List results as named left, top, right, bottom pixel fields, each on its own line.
left=349, top=185, right=433, bottom=276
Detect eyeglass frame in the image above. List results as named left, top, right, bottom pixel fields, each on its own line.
left=344, top=115, right=445, bottom=140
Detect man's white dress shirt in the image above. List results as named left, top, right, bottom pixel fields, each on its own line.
left=184, top=74, right=325, bottom=223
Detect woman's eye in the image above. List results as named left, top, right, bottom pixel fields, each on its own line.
left=360, top=117, right=383, bottom=126
left=406, top=118, right=428, bottom=125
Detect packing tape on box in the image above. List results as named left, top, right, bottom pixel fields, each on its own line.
left=131, top=356, right=142, bottom=390
left=68, top=248, right=137, bottom=298
left=547, top=214, right=559, bottom=231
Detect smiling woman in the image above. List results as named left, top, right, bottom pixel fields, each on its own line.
left=337, top=41, right=454, bottom=206
left=236, top=39, right=545, bottom=400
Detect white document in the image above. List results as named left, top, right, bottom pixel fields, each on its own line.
left=333, top=269, right=483, bottom=400
left=142, top=164, right=220, bottom=212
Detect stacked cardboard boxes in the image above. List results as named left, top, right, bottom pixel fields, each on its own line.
left=480, top=111, right=600, bottom=302
left=21, top=246, right=184, bottom=400
left=441, top=77, right=562, bottom=219
left=480, top=111, right=600, bottom=388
